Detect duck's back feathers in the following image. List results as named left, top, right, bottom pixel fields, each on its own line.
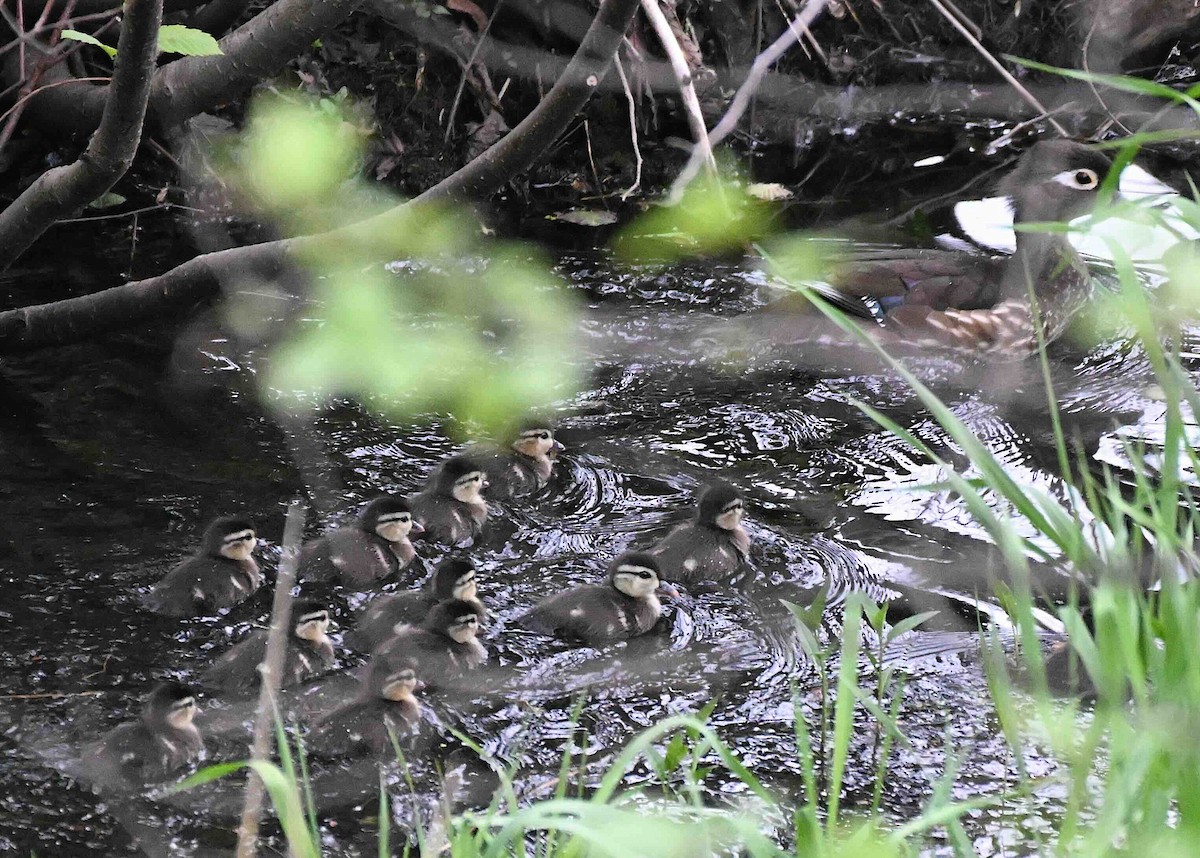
left=411, top=492, right=482, bottom=546
left=520, top=585, right=660, bottom=645
left=299, top=527, right=409, bottom=588
left=200, top=631, right=334, bottom=691
left=148, top=555, right=261, bottom=617
left=307, top=697, right=420, bottom=759
left=650, top=523, right=749, bottom=588
left=352, top=591, right=433, bottom=652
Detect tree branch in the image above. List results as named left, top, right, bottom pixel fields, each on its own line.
left=0, top=0, right=163, bottom=269
left=0, top=0, right=641, bottom=351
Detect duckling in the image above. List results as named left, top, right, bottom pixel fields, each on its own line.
left=411, top=456, right=489, bottom=545
left=352, top=557, right=483, bottom=653
left=519, top=552, right=678, bottom=645
left=649, top=483, right=751, bottom=588
left=373, top=598, right=487, bottom=683
left=306, top=653, right=424, bottom=758
left=478, top=421, right=566, bottom=499
left=298, top=496, right=424, bottom=589
left=148, top=516, right=261, bottom=617
left=81, top=681, right=203, bottom=788
left=200, top=600, right=335, bottom=691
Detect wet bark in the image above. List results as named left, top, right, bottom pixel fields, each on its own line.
left=0, top=0, right=164, bottom=270
left=0, top=0, right=642, bottom=352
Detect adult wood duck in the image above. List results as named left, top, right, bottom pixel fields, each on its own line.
left=200, top=601, right=335, bottom=691
left=372, top=598, right=487, bottom=685
left=352, top=557, right=483, bottom=653
left=148, top=517, right=261, bottom=617
left=298, top=496, right=424, bottom=590
left=779, top=140, right=1117, bottom=355
left=306, top=652, right=425, bottom=759
left=518, top=552, right=678, bottom=646
left=476, top=421, right=566, bottom=499
left=81, top=682, right=204, bottom=789
left=649, top=483, right=750, bottom=588
left=411, top=456, right=489, bottom=546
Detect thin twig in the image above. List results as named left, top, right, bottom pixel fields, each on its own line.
left=442, top=0, right=504, bottom=145
left=235, top=500, right=305, bottom=858
left=925, top=0, right=1070, bottom=137
left=614, top=54, right=643, bottom=200
left=668, top=0, right=830, bottom=203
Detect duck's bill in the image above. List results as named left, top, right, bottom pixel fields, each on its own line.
left=409, top=520, right=426, bottom=535
left=551, top=440, right=566, bottom=453
left=656, top=582, right=680, bottom=598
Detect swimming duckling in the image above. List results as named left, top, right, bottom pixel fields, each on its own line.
left=200, top=600, right=335, bottom=691
left=352, top=557, right=483, bottom=653
left=298, top=496, right=424, bottom=589
left=478, top=421, right=566, bottom=499
left=82, top=681, right=203, bottom=788
left=649, top=483, right=750, bottom=588
left=411, top=456, right=489, bottom=546
left=148, top=516, right=261, bottom=617
left=373, top=598, right=487, bottom=683
left=519, top=552, right=678, bottom=645
left=306, top=653, right=424, bottom=758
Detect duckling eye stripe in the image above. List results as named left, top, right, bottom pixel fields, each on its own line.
left=223, top=530, right=254, bottom=544
left=172, top=697, right=194, bottom=709
left=457, top=574, right=475, bottom=586
left=722, top=502, right=742, bottom=512
left=616, top=565, right=655, bottom=576
left=377, top=513, right=409, bottom=524
left=299, top=612, right=327, bottom=624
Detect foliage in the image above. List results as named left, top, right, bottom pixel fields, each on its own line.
left=61, top=25, right=222, bottom=58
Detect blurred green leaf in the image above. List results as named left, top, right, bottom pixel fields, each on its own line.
left=157, top=24, right=222, bottom=56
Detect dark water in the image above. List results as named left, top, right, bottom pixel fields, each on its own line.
left=0, top=239, right=1171, bottom=855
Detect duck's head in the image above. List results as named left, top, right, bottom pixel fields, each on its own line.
left=608, top=551, right=677, bottom=599
left=360, top=495, right=423, bottom=542
left=433, top=557, right=478, bottom=602
left=424, top=598, right=485, bottom=644
left=435, top=456, right=489, bottom=503
left=370, top=654, right=423, bottom=701
left=202, top=516, right=257, bottom=562
left=146, top=681, right=200, bottom=730
left=997, top=140, right=1114, bottom=225
left=697, top=482, right=745, bottom=531
left=511, top=420, right=565, bottom=460
left=292, top=600, right=332, bottom=642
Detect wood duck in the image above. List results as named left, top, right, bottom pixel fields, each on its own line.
left=780, top=140, right=1116, bottom=355
left=82, top=681, right=203, bottom=788
left=411, top=456, right=490, bottom=545
left=372, top=598, right=487, bottom=684
left=200, top=600, right=335, bottom=691
left=477, top=421, right=566, bottom=499
left=649, top=483, right=750, bottom=588
left=306, top=653, right=424, bottom=758
left=148, top=516, right=261, bottom=617
left=352, top=557, right=483, bottom=653
left=298, top=496, right=424, bottom=589
left=518, top=551, right=679, bottom=645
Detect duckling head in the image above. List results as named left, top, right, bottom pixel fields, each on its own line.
left=371, top=655, right=422, bottom=702
left=511, top=420, right=565, bottom=459
left=609, top=551, right=676, bottom=599
left=203, top=516, right=257, bottom=562
left=146, top=681, right=200, bottom=730
left=435, top=456, right=489, bottom=503
left=424, top=598, right=484, bottom=643
left=433, top=557, right=478, bottom=602
left=361, top=495, right=423, bottom=542
left=698, top=483, right=745, bottom=531
left=292, top=600, right=332, bottom=642
left=996, top=140, right=1113, bottom=225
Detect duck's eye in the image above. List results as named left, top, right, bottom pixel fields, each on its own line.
left=1075, top=169, right=1098, bottom=188
left=539, top=432, right=550, bottom=440
left=639, top=571, right=652, bottom=579
left=1055, top=168, right=1099, bottom=190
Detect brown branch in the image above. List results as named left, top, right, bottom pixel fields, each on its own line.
left=0, top=0, right=163, bottom=269
left=0, top=0, right=641, bottom=351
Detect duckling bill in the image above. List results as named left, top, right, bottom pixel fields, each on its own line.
left=298, top=496, right=424, bottom=589
left=649, top=483, right=750, bottom=588
left=411, top=456, right=489, bottom=546
left=200, top=600, right=335, bottom=691
left=352, top=557, right=484, bottom=653
left=519, top=552, right=677, bottom=645
left=148, top=516, right=261, bottom=617
left=81, top=681, right=203, bottom=789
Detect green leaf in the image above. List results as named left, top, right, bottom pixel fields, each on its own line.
left=157, top=24, right=222, bottom=56
left=884, top=610, right=940, bottom=645
left=662, top=733, right=687, bottom=771
left=87, top=191, right=126, bottom=209
left=61, top=29, right=116, bottom=58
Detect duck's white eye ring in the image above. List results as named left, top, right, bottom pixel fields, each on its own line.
left=1054, top=168, right=1100, bottom=190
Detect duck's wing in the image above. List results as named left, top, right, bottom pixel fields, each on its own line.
left=201, top=631, right=269, bottom=690
left=520, top=586, right=634, bottom=643
left=353, top=593, right=427, bottom=652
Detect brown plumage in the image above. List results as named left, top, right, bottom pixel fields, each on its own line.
left=352, top=557, right=483, bottom=652
left=298, top=496, right=423, bottom=589
left=200, top=601, right=335, bottom=691
left=649, top=483, right=751, bottom=588
left=372, top=599, right=487, bottom=686
left=411, top=456, right=490, bottom=546
left=306, top=653, right=424, bottom=759
left=147, top=516, right=261, bottom=617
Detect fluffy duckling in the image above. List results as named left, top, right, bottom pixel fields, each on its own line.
left=82, top=681, right=203, bottom=788
left=200, top=600, right=335, bottom=691
left=373, top=598, right=487, bottom=683
left=148, top=516, right=261, bottom=617
left=479, top=421, right=566, bottom=499
left=298, top=496, right=424, bottom=589
left=411, top=456, right=489, bottom=545
left=519, top=552, right=677, bottom=645
left=352, top=557, right=483, bottom=653
left=649, top=483, right=750, bottom=588
left=306, top=653, right=424, bottom=758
